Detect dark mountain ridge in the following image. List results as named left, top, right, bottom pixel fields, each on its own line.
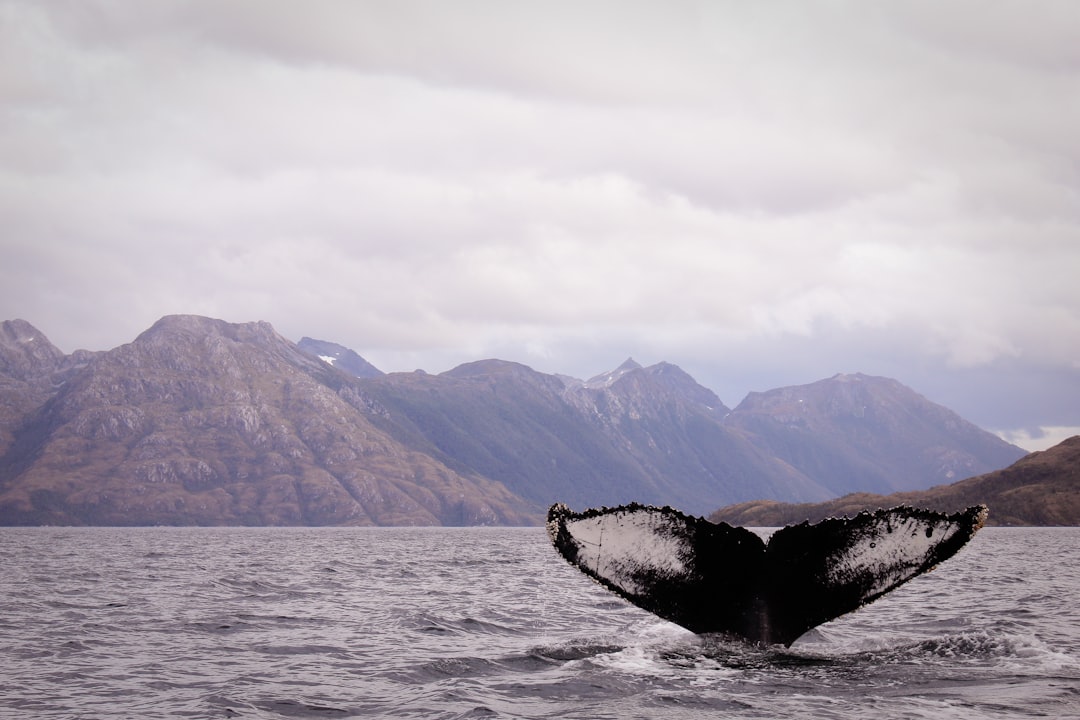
left=0, top=316, right=1028, bottom=525
left=709, top=435, right=1080, bottom=527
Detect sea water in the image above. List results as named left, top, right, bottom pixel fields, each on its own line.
left=1, top=526, right=1077, bottom=719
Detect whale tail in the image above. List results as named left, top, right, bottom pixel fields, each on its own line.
left=547, top=502, right=988, bottom=647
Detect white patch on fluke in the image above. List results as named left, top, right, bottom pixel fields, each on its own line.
left=564, top=510, right=689, bottom=596
left=825, top=516, right=963, bottom=597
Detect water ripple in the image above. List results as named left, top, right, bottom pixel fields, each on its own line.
left=0, top=526, right=1077, bottom=719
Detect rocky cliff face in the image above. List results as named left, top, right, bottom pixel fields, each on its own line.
left=0, top=316, right=535, bottom=526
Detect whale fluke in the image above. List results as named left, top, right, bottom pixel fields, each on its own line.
left=547, top=502, right=988, bottom=647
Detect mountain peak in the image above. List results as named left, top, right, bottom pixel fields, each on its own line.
left=728, top=373, right=1026, bottom=494
left=585, top=357, right=644, bottom=388
left=138, top=315, right=280, bottom=344
left=0, top=319, right=66, bottom=380
left=439, top=359, right=569, bottom=396
left=297, top=337, right=383, bottom=378
left=1, top=319, right=43, bottom=344
left=443, top=359, right=535, bottom=378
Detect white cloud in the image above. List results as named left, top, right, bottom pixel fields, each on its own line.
left=1, top=0, right=1078, bottom=435
left=996, top=427, right=1080, bottom=453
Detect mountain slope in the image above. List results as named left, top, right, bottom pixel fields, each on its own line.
left=357, top=359, right=660, bottom=511
left=724, top=373, right=1025, bottom=496
left=357, top=359, right=858, bottom=514
left=297, top=337, right=384, bottom=378
left=0, top=320, right=97, bottom=460
left=0, top=316, right=536, bottom=526
left=0, top=319, right=67, bottom=381
left=709, top=436, right=1080, bottom=527
left=563, top=360, right=831, bottom=509
left=359, top=359, right=1023, bottom=515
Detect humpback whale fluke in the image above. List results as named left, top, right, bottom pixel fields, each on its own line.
left=547, top=502, right=988, bottom=647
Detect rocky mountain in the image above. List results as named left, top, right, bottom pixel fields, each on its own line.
left=358, top=358, right=825, bottom=514
left=561, top=359, right=830, bottom=508
left=0, top=315, right=1029, bottom=525
left=0, top=316, right=535, bottom=526
left=725, top=373, right=1025, bottom=496
left=357, top=359, right=1023, bottom=515
left=708, top=435, right=1080, bottom=527
left=0, top=320, right=98, bottom=460
left=297, top=337, right=383, bottom=378
left=357, top=359, right=654, bottom=511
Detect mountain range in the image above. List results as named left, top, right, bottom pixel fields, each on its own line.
left=0, top=315, right=1027, bottom=526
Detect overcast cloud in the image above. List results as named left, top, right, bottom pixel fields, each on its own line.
left=2, top=1, right=1078, bottom=450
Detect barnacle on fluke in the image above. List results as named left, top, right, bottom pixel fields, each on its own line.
left=547, top=502, right=988, bottom=646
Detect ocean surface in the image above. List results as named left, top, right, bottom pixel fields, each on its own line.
left=2, top=526, right=1078, bottom=719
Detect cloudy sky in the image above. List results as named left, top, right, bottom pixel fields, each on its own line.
left=2, top=1, right=1078, bottom=450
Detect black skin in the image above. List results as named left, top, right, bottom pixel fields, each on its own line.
left=548, top=502, right=987, bottom=646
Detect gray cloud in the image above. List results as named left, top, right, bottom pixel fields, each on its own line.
left=2, top=0, right=1078, bottom=449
